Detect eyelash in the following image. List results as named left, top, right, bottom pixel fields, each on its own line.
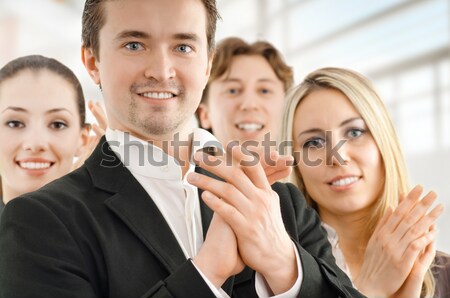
left=6, top=120, right=24, bottom=129
left=5, top=120, right=69, bottom=130
left=302, top=128, right=366, bottom=149
left=50, top=121, right=68, bottom=130
left=125, top=42, right=144, bottom=51
left=175, top=44, right=194, bottom=54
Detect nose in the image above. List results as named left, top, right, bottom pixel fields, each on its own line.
left=22, top=128, right=49, bottom=153
left=239, top=89, right=259, bottom=111
left=143, top=48, right=176, bottom=82
left=326, top=133, right=350, bottom=166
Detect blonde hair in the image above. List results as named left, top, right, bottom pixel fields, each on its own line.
left=281, top=67, right=435, bottom=297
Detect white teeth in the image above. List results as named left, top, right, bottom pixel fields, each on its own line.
left=141, top=92, right=174, bottom=99
left=19, top=162, right=51, bottom=170
left=237, top=123, right=263, bottom=132
left=331, top=176, right=359, bottom=186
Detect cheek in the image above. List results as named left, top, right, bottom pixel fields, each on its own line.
left=362, top=141, right=384, bottom=178
left=296, top=159, right=323, bottom=190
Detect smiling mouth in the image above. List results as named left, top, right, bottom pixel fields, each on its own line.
left=329, top=176, right=360, bottom=187
left=139, top=92, right=175, bottom=99
left=18, top=161, right=53, bottom=170
left=236, top=123, right=264, bottom=132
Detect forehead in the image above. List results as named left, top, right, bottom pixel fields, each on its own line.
left=0, top=70, right=78, bottom=112
left=295, top=88, right=361, bottom=129
left=100, top=0, right=208, bottom=42
left=223, top=55, right=279, bottom=82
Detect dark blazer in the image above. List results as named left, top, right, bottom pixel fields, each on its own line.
left=0, top=138, right=364, bottom=298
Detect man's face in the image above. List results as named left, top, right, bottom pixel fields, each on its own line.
left=198, top=55, right=285, bottom=145
left=83, top=0, right=212, bottom=141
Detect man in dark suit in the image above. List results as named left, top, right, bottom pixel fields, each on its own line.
left=0, top=0, right=365, bottom=297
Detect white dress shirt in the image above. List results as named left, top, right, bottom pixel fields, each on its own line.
left=321, top=222, right=354, bottom=283
left=106, top=128, right=302, bottom=297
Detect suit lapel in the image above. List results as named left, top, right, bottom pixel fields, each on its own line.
left=86, top=137, right=186, bottom=273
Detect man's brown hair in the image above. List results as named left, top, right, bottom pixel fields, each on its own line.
left=81, top=0, right=220, bottom=59
left=201, top=37, right=294, bottom=105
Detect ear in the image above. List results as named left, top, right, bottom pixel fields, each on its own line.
left=75, top=125, right=91, bottom=157
left=81, top=46, right=101, bottom=85
left=197, top=103, right=212, bottom=129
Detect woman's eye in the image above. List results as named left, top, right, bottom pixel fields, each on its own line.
left=6, top=120, right=24, bottom=129
left=50, top=121, right=68, bottom=130
left=347, top=128, right=364, bottom=139
left=176, top=44, right=193, bottom=53
left=303, top=138, right=325, bottom=149
left=260, top=88, right=271, bottom=94
left=125, top=42, right=143, bottom=51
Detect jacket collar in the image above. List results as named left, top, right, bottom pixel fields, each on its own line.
left=85, top=137, right=215, bottom=273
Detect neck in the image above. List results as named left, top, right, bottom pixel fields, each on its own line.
left=114, top=125, right=194, bottom=178
left=1, top=185, right=20, bottom=205
left=319, top=208, right=371, bottom=279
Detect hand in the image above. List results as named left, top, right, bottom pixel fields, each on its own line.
left=243, top=145, right=293, bottom=185
left=192, top=210, right=244, bottom=288
left=72, top=100, right=108, bottom=170
left=391, top=228, right=437, bottom=298
left=354, top=185, right=443, bottom=297
left=188, top=145, right=297, bottom=295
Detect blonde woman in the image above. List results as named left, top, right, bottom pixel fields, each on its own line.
left=281, top=67, right=449, bottom=297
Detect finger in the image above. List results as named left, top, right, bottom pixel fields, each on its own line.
left=231, top=145, right=270, bottom=190
left=373, top=206, right=394, bottom=236
left=200, top=189, right=246, bottom=233
left=187, top=171, right=251, bottom=214
left=384, top=185, right=424, bottom=234
left=402, top=227, right=436, bottom=262
left=91, top=123, right=105, bottom=137
left=89, top=100, right=108, bottom=130
left=392, top=191, right=437, bottom=241
left=398, top=203, right=444, bottom=250
left=193, top=151, right=256, bottom=197
left=264, top=152, right=293, bottom=184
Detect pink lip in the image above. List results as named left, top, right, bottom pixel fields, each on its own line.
left=327, top=175, right=361, bottom=192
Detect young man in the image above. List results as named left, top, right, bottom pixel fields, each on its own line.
left=197, top=37, right=293, bottom=146
left=0, top=1, right=363, bottom=297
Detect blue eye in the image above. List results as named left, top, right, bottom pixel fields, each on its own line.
left=50, top=121, right=68, bottom=130
left=6, top=120, right=24, bottom=129
left=260, top=88, right=270, bottom=94
left=303, top=138, right=325, bottom=149
left=125, top=42, right=143, bottom=51
left=176, top=44, right=193, bottom=53
left=347, top=128, right=364, bottom=139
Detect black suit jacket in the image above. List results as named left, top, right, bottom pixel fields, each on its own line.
left=0, top=138, right=365, bottom=298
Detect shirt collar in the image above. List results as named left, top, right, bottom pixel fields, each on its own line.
left=105, top=128, right=222, bottom=180
left=321, top=222, right=339, bottom=247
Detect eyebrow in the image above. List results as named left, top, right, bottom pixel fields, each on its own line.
left=1, top=106, right=73, bottom=115
left=114, top=31, right=200, bottom=43
left=114, top=30, right=150, bottom=41
left=297, top=117, right=364, bottom=138
left=220, top=78, right=278, bottom=84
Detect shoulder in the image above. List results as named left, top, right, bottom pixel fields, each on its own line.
left=433, top=251, right=450, bottom=295
left=2, top=165, right=98, bottom=222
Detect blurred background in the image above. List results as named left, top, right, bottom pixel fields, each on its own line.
left=0, top=0, right=449, bottom=251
